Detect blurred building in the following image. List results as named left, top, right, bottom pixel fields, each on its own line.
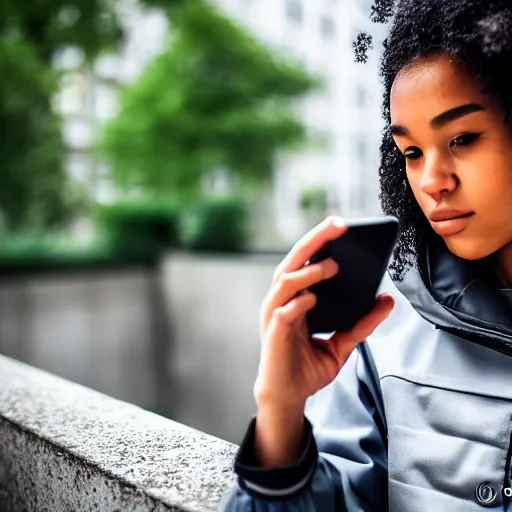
left=54, top=0, right=387, bottom=245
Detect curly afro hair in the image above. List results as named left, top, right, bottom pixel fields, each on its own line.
left=354, top=0, right=512, bottom=280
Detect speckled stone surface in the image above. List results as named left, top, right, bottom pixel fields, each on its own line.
left=0, top=355, right=238, bottom=511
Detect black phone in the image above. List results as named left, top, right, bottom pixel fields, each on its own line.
left=306, top=216, right=399, bottom=335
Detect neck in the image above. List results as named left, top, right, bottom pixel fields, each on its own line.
left=495, top=242, right=512, bottom=288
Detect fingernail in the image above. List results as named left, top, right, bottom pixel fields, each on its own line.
left=331, top=217, right=346, bottom=228
left=378, top=292, right=394, bottom=303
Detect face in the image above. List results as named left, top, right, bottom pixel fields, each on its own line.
left=390, top=52, right=512, bottom=260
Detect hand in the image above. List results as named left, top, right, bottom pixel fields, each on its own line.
left=255, top=216, right=395, bottom=410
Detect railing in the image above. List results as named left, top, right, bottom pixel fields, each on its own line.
left=0, top=355, right=238, bottom=511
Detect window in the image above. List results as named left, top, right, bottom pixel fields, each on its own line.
left=286, top=0, right=302, bottom=24
left=356, top=86, right=367, bottom=108
left=357, top=138, right=368, bottom=164
left=320, top=15, right=336, bottom=38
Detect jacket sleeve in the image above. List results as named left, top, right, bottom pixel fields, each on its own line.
left=218, top=342, right=389, bottom=511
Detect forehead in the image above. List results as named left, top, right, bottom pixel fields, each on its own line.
left=390, top=53, right=488, bottom=121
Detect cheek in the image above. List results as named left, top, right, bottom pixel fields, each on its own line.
left=450, top=159, right=512, bottom=259
left=484, top=134, right=512, bottom=194
left=405, top=169, right=428, bottom=210
left=468, top=155, right=512, bottom=211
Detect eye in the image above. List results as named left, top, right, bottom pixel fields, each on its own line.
left=450, top=133, right=480, bottom=148
left=403, top=147, right=422, bottom=160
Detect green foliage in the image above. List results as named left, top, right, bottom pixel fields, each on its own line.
left=0, top=236, right=61, bottom=260
left=95, top=198, right=182, bottom=259
left=0, top=190, right=252, bottom=273
left=299, top=186, right=328, bottom=211
left=0, top=0, right=126, bottom=233
left=0, top=35, right=70, bottom=232
left=183, top=195, right=250, bottom=253
left=0, top=0, right=123, bottom=61
left=99, top=0, right=322, bottom=195
left=0, top=235, right=118, bottom=275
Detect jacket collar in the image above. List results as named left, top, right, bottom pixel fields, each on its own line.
left=393, top=232, right=512, bottom=356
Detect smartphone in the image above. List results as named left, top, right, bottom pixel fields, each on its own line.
left=306, top=216, right=399, bottom=335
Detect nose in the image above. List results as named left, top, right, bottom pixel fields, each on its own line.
left=419, top=151, right=458, bottom=201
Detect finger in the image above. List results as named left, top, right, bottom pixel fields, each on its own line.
left=349, top=293, right=395, bottom=341
left=263, top=258, right=338, bottom=325
left=272, top=216, right=347, bottom=285
left=329, top=293, right=395, bottom=361
left=267, top=291, right=317, bottom=336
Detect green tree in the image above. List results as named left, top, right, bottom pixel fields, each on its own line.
left=0, top=38, right=60, bottom=231
left=98, top=0, right=323, bottom=196
left=0, top=0, right=123, bottom=232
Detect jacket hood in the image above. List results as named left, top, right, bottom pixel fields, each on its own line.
left=392, top=232, right=512, bottom=357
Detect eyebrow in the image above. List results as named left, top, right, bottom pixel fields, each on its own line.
left=390, top=103, right=486, bottom=136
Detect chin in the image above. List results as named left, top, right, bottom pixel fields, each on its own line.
left=443, top=235, right=504, bottom=261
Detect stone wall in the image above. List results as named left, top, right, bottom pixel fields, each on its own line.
left=0, top=355, right=237, bottom=511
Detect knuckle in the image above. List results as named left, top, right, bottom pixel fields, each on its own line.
left=253, top=380, right=267, bottom=404
left=260, top=293, right=270, bottom=314
left=273, top=257, right=290, bottom=282
left=272, top=264, right=284, bottom=284
left=253, top=378, right=261, bottom=397
left=272, top=307, right=284, bottom=320
left=276, top=272, right=294, bottom=290
left=272, top=306, right=288, bottom=323
left=259, top=303, right=268, bottom=327
left=290, top=237, right=304, bottom=254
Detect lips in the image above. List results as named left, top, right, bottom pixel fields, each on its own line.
left=428, top=209, right=474, bottom=222
left=428, top=210, right=475, bottom=236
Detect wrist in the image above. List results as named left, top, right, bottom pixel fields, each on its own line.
left=255, top=392, right=307, bottom=414
left=256, top=401, right=306, bottom=424
left=254, top=403, right=306, bottom=467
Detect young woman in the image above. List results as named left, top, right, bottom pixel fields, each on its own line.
left=220, top=0, right=512, bottom=510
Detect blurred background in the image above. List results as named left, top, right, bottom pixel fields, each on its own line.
left=0, top=0, right=387, bottom=443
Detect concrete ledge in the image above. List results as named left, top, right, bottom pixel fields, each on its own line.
left=0, top=355, right=238, bottom=511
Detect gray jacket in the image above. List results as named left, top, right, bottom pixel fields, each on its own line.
left=219, top=234, right=512, bottom=511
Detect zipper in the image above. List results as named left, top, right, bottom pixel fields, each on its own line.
left=438, top=325, right=512, bottom=358
left=435, top=302, right=512, bottom=358
left=443, top=304, right=512, bottom=342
